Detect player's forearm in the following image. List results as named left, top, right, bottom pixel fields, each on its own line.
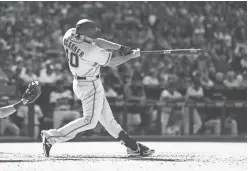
left=94, top=38, right=121, bottom=50
left=0, top=101, right=23, bottom=118
left=108, top=54, right=134, bottom=67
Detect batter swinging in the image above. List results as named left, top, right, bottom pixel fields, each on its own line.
left=41, top=19, right=155, bottom=158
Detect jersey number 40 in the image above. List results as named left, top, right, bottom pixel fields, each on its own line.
left=66, top=49, right=78, bottom=68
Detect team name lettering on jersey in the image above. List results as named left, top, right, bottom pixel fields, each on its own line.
left=63, top=28, right=111, bottom=76
left=63, top=38, right=84, bottom=57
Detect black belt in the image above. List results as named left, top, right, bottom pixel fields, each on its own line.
left=74, top=74, right=100, bottom=80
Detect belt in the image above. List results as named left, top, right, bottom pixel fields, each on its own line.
left=74, top=74, right=100, bottom=80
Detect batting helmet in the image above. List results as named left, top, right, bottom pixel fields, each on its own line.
left=75, top=19, right=101, bottom=39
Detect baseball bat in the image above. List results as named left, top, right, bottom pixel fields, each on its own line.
left=140, top=49, right=202, bottom=55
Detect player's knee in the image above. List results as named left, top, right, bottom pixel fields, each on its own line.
left=90, top=119, right=98, bottom=128
left=84, top=116, right=98, bottom=129
left=88, top=121, right=98, bottom=129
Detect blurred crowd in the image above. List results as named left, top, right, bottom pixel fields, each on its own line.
left=0, top=2, right=246, bottom=138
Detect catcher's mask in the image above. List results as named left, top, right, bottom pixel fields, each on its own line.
left=75, top=19, right=101, bottom=39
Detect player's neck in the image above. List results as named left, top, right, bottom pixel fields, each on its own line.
left=83, top=36, right=94, bottom=44
left=75, top=34, right=94, bottom=44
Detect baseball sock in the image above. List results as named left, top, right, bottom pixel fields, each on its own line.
left=117, top=131, right=138, bottom=151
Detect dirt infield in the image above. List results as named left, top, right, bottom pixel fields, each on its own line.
left=0, top=142, right=246, bottom=171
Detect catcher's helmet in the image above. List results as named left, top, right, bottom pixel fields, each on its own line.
left=75, top=19, right=101, bottom=38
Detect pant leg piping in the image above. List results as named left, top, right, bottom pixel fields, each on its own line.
left=47, top=81, right=96, bottom=139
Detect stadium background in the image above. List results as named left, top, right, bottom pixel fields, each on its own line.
left=0, top=1, right=246, bottom=142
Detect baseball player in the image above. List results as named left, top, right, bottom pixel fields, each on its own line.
left=41, top=19, right=155, bottom=158
left=0, top=81, right=42, bottom=119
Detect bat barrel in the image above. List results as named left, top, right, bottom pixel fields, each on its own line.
left=140, top=49, right=202, bottom=55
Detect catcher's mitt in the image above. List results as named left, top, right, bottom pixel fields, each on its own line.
left=22, top=80, right=42, bottom=105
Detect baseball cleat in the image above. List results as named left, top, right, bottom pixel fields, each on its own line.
left=127, top=143, right=155, bottom=157
left=41, top=132, right=52, bottom=157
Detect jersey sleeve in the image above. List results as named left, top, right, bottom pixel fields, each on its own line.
left=87, top=46, right=112, bottom=67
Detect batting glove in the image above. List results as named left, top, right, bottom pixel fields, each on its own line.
left=132, top=48, right=141, bottom=58
left=118, top=45, right=133, bottom=56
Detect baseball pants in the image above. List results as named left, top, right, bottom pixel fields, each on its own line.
left=43, top=78, right=123, bottom=144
